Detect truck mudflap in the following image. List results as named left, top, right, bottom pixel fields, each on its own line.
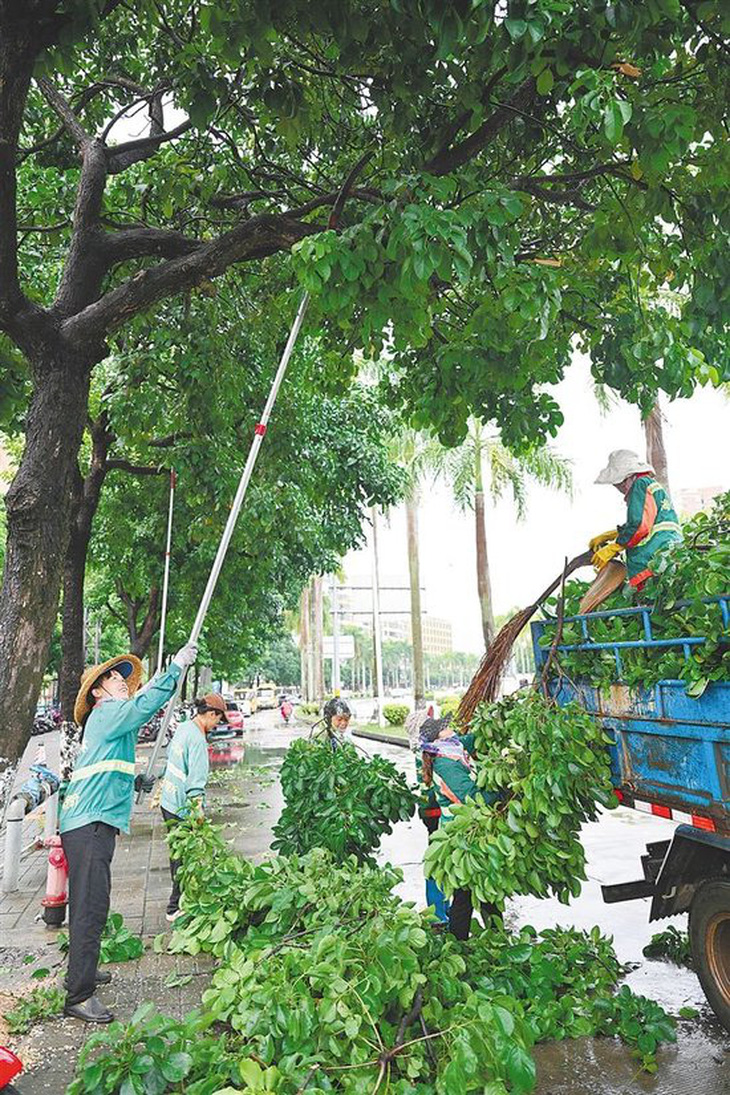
left=601, top=825, right=730, bottom=920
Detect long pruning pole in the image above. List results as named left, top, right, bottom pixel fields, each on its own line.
left=156, top=469, right=177, bottom=677
left=137, top=153, right=371, bottom=800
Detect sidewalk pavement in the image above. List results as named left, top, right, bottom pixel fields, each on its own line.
left=0, top=716, right=289, bottom=1094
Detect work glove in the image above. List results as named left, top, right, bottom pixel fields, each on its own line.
left=592, top=541, right=623, bottom=571
left=134, top=773, right=156, bottom=794
left=589, top=528, right=618, bottom=552
left=172, top=642, right=198, bottom=669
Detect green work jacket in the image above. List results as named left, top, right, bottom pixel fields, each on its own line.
left=160, top=719, right=209, bottom=818
left=428, top=733, right=498, bottom=823
left=617, top=473, right=681, bottom=586
left=60, top=665, right=181, bottom=835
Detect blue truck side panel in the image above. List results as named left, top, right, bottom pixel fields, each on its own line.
left=531, top=594, right=730, bottom=834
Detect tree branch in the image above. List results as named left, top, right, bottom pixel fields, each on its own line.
left=424, top=77, right=537, bottom=176
left=0, top=30, right=35, bottom=324
left=107, top=120, right=192, bottom=173
left=104, top=225, right=201, bottom=265
left=62, top=212, right=321, bottom=345
left=37, top=76, right=91, bottom=151
left=106, top=459, right=168, bottom=476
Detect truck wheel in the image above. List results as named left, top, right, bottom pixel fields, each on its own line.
left=689, top=879, right=730, bottom=1032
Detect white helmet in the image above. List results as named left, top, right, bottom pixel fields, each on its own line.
left=595, top=449, right=653, bottom=485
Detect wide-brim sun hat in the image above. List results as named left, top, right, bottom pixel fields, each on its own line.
left=595, top=449, right=654, bottom=485
left=74, top=654, right=143, bottom=726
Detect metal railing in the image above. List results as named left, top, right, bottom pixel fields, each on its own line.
left=533, top=594, right=730, bottom=680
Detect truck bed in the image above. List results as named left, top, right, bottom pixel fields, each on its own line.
left=532, top=595, right=730, bottom=836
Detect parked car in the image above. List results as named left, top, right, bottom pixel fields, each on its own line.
left=223, top=700, right=245, bottom=733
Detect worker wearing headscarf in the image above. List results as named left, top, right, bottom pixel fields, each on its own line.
left=321, top=696, right=351, bottom=748
left=419, top=717, right=500, bottom=940
left=590, top=450, right=682, bottom=591
left=61, top=642, right=197, bottom=1023
left=407, top=706, right=450, bottom=925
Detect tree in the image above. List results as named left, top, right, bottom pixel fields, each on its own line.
left=386, top=426, right=441, bottom=707
left=643, top=399, right=671, bottom=492
left=1, top=1, right=727, bottom=774
left=442, top=420, right=572, bottom=648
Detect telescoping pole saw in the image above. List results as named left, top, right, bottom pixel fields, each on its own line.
left=137, top=153, right=371, bottom=800
left=156, top=469, right=177, bottom=676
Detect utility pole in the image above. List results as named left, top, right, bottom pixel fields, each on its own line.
left=331, top=574, right=341, bottom=693
left=370, top=507, right=385, bottom=728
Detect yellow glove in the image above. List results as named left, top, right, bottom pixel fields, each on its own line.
left=589, top=528, right=618, bottom=552
left=592, top=541, right=623, bottom=571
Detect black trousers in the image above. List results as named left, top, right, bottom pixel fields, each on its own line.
left=161, top=807, right=182, bottom=913
left=61, top=821, right=116, bottom=1005
left=448, top=888, right=501, bottom=941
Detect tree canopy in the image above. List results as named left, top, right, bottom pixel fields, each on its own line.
left=0, top=0, right=728, bottom=772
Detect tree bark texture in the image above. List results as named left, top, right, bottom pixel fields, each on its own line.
left=0, top=356, right=92, bottom=772
left=474, top=441, right=496, bottom=650
left=58, top=414, right=114, bottom=721
left=406, top=495, right=425, bottom=707
left=643, top=400, right=671, bottom=493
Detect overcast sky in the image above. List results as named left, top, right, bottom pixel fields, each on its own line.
left=343, top=356, right=729, bottom=654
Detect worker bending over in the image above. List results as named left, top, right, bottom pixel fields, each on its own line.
left=419, top=717, right=500, bottom=940
left=61, top=642, right=197, bottom=1023
left=590, top=449, right=682, bottom=592
left=160, top=693, right=229, bottom=921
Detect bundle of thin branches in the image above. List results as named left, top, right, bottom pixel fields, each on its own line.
left=457, top=550, right=592, bottom=727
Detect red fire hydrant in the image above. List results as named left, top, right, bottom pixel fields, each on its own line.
left=41, top=834, right=68, bottom=928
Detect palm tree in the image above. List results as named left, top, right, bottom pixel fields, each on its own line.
left=386, top=428, right=442, bottom=708
left=440, top=419, right=573, bottom=650
left=643, top=398, right=670, bottom=492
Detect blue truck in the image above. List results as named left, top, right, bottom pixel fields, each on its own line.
left=532, top=593, right=730, bottom=1030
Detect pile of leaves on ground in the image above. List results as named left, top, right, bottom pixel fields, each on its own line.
left=538, top=490, right=730, bottom=696
left=67, top=813, right=676, bottom=1094
left=58, top=911, right=144, bottom=964
left=271, top=736, right=415, bottom=862
left=424, top=692, right=616, bottom=909
left=643, top=926, right=693, bottom=967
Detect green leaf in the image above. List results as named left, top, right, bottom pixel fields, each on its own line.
left=536, top=68, right=554, bottom=95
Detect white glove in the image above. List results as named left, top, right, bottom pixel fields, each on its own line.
left=172, top=642, right=198, bottom=669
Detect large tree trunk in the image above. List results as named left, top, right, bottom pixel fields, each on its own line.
left=0, top=355, right=92, bottom=783
left=474, top=436, right=496, bottom=650
left=643, top=400, right=670, bottom=493
left=405, top=495, right=425, bottom=707
left=59, top=414, right=114, bottom=721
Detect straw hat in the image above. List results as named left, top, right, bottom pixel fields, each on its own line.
left=595, top=449, right=653, bottom=485
left=74, top=654, right=143, bottom=726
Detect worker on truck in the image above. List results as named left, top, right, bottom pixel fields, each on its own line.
left=590, top=449, right=682, bottom=592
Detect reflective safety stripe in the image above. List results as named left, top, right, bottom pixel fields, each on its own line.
left=69, top=758, right=136, bottom=782
left=165, top=763, right=186, bottom=782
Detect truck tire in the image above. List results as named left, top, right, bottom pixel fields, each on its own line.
left=689, top=879, right=730, bottom=1032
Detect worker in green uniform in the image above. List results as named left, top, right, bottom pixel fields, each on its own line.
left=160, top=692, right=229, bottom=921
left=407, top=707, right=450, bottom=925
left=419, top=717, right=500, bottom=940
left=61, top=643, right=197, bottom=1023
left=590, top=450, right=682, bottom=592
